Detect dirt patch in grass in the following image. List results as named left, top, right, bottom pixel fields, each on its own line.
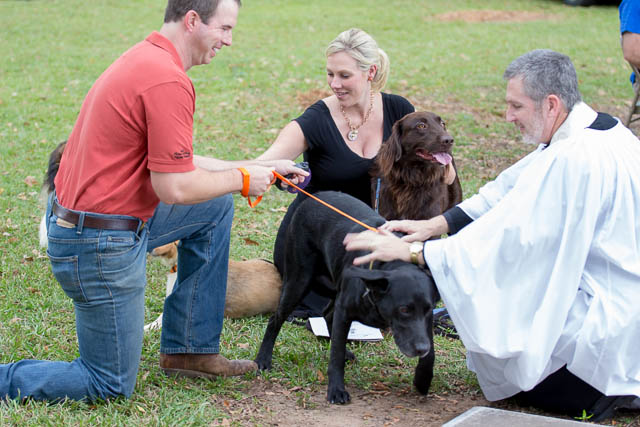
left=213, top=377, right=493, bottom=426
left=433, top=10, right=559, bottom=23
left=213, top=377, right=640, bottom=426
left=295, top=88, right=332, bottom=110
left=409, top=95, right=505, bottom=125
left=408, top=94, right=532, bottom=181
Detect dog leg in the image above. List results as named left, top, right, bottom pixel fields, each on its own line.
left=39, top=214, right=48, bottom=248
left=143, top=272, right=176, bottom=332
left=326, top=305, right=351, bottom=404
left=413, top=327, right=436, bottom=395
left=255, top=275, right=312, bottom=371
left=144, top=313, right=163, bottom=332
left=255, top=311, right=287, bottom=371
left=323, top=307, right=355, bottom=362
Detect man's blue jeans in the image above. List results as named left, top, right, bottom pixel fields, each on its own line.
left=0, top=194, right=233, bottom=402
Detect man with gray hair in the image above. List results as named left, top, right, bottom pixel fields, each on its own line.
left=343, top=49, right=640, bottom=421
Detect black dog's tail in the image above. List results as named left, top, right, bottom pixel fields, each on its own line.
left=42, top=141, right=67, bottom=196
left=39, top=141, right=67, bottom=247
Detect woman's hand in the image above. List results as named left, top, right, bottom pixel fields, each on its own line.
left=259, top=159, right=309, bottom=186
left=343, top=229, right=411, bottom=266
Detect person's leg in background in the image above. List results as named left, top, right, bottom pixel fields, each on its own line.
left=515, top=365, right=638, bottom=422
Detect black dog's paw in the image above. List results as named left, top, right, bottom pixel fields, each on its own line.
left=327, top=387, right=351, bottom=404
left=413, top=366, right=433, bottom=395
left=413, top=352, right=435, bottom=395
left=254, top=357, right=272, bottom=371
left=413, top=377, right=431, bottom=395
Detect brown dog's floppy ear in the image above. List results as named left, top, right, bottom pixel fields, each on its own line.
left=377, top=118, right=404, bottom=177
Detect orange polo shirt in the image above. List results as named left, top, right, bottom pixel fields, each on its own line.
left=55, top=32, right=196, bottom=220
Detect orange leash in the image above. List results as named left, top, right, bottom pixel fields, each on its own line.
left=239, top=168, right=276, bottom=208
left=272, top=171, right=379, bottom=233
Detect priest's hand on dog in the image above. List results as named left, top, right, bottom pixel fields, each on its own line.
left=344, top=214, right=452, bottom=265
left=380, top=215, right=449, bottom=242
left=343, top=229, right=412, bottom=266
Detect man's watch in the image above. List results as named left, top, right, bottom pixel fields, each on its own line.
left=409, top=242, right=423, bottom=265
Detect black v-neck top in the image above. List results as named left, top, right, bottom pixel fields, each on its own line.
left=294, top=92, right=414, bottom=205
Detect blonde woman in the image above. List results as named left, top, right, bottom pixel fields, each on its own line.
left=259, top=28, right=414, bottom=317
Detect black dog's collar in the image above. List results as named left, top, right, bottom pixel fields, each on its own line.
left=362, top=287, right=384, bottom=319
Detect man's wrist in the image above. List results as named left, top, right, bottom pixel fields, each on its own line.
left=237, top=168, right=250, bottom=196
left=409, top=242, right=423, bottom=265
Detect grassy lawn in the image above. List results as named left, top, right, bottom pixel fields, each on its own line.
left=0, top=0, right=635, bottom=425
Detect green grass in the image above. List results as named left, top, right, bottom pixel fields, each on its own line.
left=0, top=0, right=637, bottom=425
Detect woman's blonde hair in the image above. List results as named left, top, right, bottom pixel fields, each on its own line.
left=325, top=28, right=389, bottom=92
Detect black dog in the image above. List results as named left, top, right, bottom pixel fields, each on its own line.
left=255, top=191, right=440, bottom=404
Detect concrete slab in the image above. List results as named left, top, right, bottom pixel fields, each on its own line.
left=442, top=406, right=603, bottom=426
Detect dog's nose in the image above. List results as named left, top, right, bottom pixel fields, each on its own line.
left=439, top=134, right=454, bottom=147
left=415, top=343, right=431, bottom=357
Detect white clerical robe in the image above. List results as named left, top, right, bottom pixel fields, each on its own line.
left=424, top=102, right=640, bottom=400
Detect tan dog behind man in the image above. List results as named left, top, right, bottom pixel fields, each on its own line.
left=39, top=142, right=283, bottom=332
left=145, top=241, right=282, bottom=331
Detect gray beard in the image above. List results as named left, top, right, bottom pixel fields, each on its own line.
left=522, top=133, right=541, bottom=145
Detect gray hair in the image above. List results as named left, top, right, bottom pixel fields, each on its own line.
left=325, top=28, right=390, bottom=92
left=503, top=49, right=581, bottom=111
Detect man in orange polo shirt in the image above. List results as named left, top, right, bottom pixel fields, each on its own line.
left=0, top=0, right=306, bottom=402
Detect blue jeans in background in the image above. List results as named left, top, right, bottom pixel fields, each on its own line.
left=0, top=194, right=233, bottom=402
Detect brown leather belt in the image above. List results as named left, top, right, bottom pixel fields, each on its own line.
left=53, top=200, right=140, bottom=232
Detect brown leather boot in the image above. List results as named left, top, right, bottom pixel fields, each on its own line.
left=159, top=353, right=257, bottom=379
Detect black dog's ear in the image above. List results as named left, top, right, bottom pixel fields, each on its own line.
left=377, top=117, right=404, bottom=176
left=420, top=264, right=440, bottom=302
left=342, top=265, right=388, bottom=281
left=342, top=266, right=390, bottom=296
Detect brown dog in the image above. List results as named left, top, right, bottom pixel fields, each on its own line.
left=371, top=111, right=463, bottom=220
left=40, top=142, right=283, bottom=326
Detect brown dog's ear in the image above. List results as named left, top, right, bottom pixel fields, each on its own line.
left=377, top=118, right=404, bottom=176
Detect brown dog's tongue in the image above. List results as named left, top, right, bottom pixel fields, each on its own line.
left=433, top=153, right=452, bottom=165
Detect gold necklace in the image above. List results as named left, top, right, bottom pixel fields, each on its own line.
left=340, top=91, right=374, bottom=142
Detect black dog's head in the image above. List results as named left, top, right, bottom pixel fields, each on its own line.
left=343, top=262, right=439, bottom=358
left=377, top=111, right=453, bottom=177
